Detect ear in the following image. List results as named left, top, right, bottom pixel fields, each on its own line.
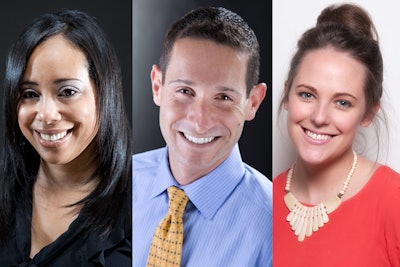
left=151, top=64, right=163, bottom=106
left=360, top=103, right=380, bottom=127
left=245, top=83, right=267, bottom=121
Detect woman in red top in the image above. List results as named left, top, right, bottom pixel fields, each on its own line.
left=273, top=3, right=400, bottom=266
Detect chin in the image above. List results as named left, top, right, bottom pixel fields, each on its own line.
left=298, top=149, right=329, bottom=165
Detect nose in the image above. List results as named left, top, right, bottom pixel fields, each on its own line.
left=310, top=102, right=330, bottom=126
left=187, top=99, right=215, bottom=133
left=36, top=96, right=62, bottom=125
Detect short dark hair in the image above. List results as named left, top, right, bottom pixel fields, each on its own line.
left=0, top=9, right=132, bottom=241
left=160, top=6, right=260, bottom=95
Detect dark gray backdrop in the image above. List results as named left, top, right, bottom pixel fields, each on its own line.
left=132, top=0, right=272, bottom=178
left=0, top=0, right=271, bottom=179
left=0, top=0, right=132, bottom=146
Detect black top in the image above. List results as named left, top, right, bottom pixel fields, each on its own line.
left=0, top=189, right=131, bottom=267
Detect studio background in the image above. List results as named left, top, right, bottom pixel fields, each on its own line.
left=0, top=0, right=132, bottom=148
left=133, top=0, right=272, bottom=178
left=273, top=0, right=400, bottom=176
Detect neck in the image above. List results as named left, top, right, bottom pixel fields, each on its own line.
left=167, top=147, right=233, bottom=185
left=290, top=149, right=356, bottom=204
left=169, top=164, right=209, bottom=185
left=168, top=156, right=225, bottom=186
left=36, top=156, right=98, bottom=192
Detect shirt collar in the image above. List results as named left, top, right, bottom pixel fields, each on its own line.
left=150, top=145, right=245, bottom=220
left=150, top=147, right=177, bottom=198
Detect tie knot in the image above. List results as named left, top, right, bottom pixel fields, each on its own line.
left=167, top=186, right=189, bottom=217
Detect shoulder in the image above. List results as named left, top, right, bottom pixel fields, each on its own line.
left=132, top=147, right=165, bottom=170
left=121, top=187, right=132, bottom=235
left=364, top=165, right=400, bottom=219
left=132, top=148, right=166, bottom=194
left=85, top=189, right=132, bottom=265
left=231, top=164, right=272, bottom=260
left=374, top=165, right=400, bottom=199
left=273, top=171, right=288, bottom=186
left=372, top=166, right=400, bottom=265
left=374, top=165, right=400, bottom=179
left=243, top=163, right=272, bottom=190
left=238, top=163, right=272, bottom=215
left=371, top=165, right=400, bottom=193
left=273, top=170, right=288, bottom=196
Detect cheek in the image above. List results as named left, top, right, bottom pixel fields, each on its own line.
left=72, top=96, right=99, bottom=137
left=221, top=106, right=246, bottom=132
left=286, top=100, right=306, bottom=123
left=334, top=114, right=362, bottom=133
left=17, top=105, right=33, bottom=129
left=158, top=103, right=184, bottom=136
left=16, top=106, right=36, bottom=144
left=160, top=101, right=182, bottom=121
left=83, top=108, right=99, bottom=131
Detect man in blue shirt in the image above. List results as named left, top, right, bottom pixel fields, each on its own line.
left=133, top=6, right=272, bottom=266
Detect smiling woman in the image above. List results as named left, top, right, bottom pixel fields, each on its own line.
left=285, top=48, right=369, bottom=164
left=273, top=3, right=400, bottom=266
left=18, top=35, right=99, bottom=166
left=0, top=9, right=132, bottom=266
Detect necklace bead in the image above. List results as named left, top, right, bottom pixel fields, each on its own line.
left=284, top=151, right=357, bottom=242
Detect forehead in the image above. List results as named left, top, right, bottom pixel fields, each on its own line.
left=294, top=48, right=366, bottom=95
left=32, top=34, right=84, bottom=59
left=23, top=35, right=89, bottom=79
left=169, top=37, right=248, bottom=65
left=165, top=38, right=248, bottom=89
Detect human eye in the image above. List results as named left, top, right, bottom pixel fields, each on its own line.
left=21, top=89, right=39, bottom=99
left=216, top=94, right=233, bottom=101
left=298, top=92, right=314, bottom=101
left=59, top=86, right=78, bottom=97
left=336, top=99, right=352, bottom=109
left=177, top=87, right=194, bottom=96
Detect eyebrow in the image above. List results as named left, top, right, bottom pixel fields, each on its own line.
left=168, top=79, right=194, bottom=86
left=169, top=79, right=243, bottom=97
left=295, top=84, right=317, bottom=94
left=296, top=84, right=358, bottom=101
left=20, top=78, right=83, bottom=87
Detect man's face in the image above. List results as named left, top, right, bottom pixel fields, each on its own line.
left=151, top=37, right=265, bottom=182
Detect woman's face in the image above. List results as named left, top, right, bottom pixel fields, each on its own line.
left=285, top=48, right=372, bottom=166
left=18, top=35, right=99, bottom=166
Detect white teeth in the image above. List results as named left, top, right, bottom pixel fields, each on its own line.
left=184, top=133, right=215, bottom=144
left=305, top=130, right=331, bottom=141
left=40, top=131, right=67, bottom=141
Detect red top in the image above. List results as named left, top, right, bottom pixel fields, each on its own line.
left=273, top=165, right=400, bottom=267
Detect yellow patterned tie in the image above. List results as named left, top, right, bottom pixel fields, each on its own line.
left=146, top=186, right=189, bottom=267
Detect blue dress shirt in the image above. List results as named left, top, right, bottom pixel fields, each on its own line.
left=132, top=145, right=272, bottom=267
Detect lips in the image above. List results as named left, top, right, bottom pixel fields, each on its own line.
left=36, top=129, right=71, bottom=143
left=39, top=131, right=68, bottom=141
left=183, top=132, right=215, bottom=144
left=304, top=129, right=333, bottom=141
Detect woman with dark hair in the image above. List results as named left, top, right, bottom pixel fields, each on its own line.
left=0, top=9, right=132, bottom=266
left=273, top=3, right=400, bottom=266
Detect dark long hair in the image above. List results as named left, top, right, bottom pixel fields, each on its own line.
left=0, top=9, right=132, bottom=241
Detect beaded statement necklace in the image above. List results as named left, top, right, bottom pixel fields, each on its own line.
left=284, top=151, right=357, bottom=242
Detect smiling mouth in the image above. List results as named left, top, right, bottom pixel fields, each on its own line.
left=304, top=129, right=333, bottom=141
left=39, top=130, right=68, bottom=142
left=183, top=132, right=216, bottom=144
